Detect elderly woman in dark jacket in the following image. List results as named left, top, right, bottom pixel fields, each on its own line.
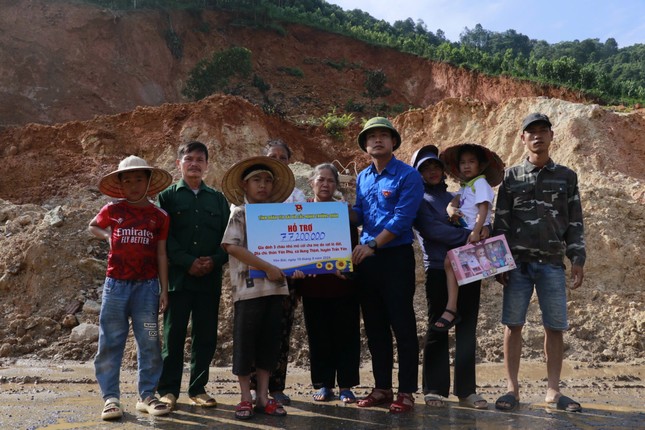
left=412, top=145, right=488, bottom=409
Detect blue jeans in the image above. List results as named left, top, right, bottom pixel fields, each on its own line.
left=502, top=262, right=568, bottom=331
left=94, top=277, right=162, bottom=400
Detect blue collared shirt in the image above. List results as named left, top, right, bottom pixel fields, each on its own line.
left=353, top=155, right=424, bottom=248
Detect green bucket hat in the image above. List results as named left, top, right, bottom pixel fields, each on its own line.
left=357, top=117, right=401, bottom=152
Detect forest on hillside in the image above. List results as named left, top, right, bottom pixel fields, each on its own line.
left=85, top=0, right=645, bottom=106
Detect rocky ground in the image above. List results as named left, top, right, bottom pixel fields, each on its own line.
left=0, top=359, right=643, bottom=429
left=0, top=96, right=642, bottom=370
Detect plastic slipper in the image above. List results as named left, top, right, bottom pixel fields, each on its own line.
left=270, top=391, right=291, bottom=406
left=255, top=399, right=287, bottom=416
left=389, top=392, right=414, bottom=414
left=101, top=397, right=123, bottom=420
left=339, top=389, right=357, bottom=404
left=136, top=396, right=171, bottom=416
left=357, top=388, right=393, bottom=407
left=159, top=393, right=177, bottom=410
left=495, top=393, right=519, bottom=411
left=459, top=393, right=488, bottom=409
left=313, top=387, right=334, bottom=402
left=554, top=395, right=582, bottom=412
left=431, top=309, right=462, bottom=332
left=235, top=401, right=254, bottom=420
left=424, top=393, right=446, bottom=408
left=190, top=393, right=217, bottom=408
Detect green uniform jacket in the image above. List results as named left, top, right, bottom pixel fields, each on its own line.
left=493, top=158, right=586, bottom=267
left=158, top=179, right=230, bottom=292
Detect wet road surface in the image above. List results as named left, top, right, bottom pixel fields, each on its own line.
left=1, top=360, right=643, bottom=429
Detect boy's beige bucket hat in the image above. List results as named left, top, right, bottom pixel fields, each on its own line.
left=98, top=155, right=172, bottom=198
left=221, top=156, right=295, bottom=206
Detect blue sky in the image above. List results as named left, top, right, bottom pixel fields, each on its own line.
left=327, top=0, right=645, bottom=48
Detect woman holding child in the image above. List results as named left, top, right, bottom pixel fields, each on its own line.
left=295, top=163, right=360, bottom=403
left=411, top=145, right=490, bottom=409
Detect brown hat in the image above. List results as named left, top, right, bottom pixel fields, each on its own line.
left=221, top=156, right=295, bottom=206
left=98, top=155, right=172, bottom=198
left=440, top=143, right=505, bottom=187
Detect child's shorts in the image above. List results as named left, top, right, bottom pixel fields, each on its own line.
left=232, top=295, right=284, bottom=375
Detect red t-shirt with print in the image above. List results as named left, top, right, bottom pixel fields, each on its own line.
left=95, top=201, right=170, bottom=280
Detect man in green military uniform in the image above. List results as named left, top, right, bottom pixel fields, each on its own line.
left=157, top=141, right=230, bottom=409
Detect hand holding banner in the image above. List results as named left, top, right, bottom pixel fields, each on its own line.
left=245, top=201, right=353, bottom=278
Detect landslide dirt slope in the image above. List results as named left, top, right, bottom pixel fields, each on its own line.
left=0, top=0, right=590, bottom=126
left=0, top=1, right=643, bottom=367
left=0, top=95, right=643, bottom=366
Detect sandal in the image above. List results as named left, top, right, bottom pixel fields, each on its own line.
left=424, top=393, right=447, bottom=408
left=459, top=393, right=488, bottom=409
left=101, top=397, right=123, bottom=420
left=339, top=389, right=357, bottom=404
left=313, top=387, right=334, bottom=402
left=550, top=394, right=582, bottom=412
left=357, top=388, right=393, bottom=408
left=136, top=395, right=171, bottom=416
left=255, top=399, right=287, bottom=416
left=431, top=309, right=462, bottom=332
left=190, top=393, right=217, bottom=408
left=389, top=392, right=414, bottom=414
left=270, top=391, right=291, bottom=406
left=495, top=393, right=519, bottom=411
left=159, top=393, right=177, bottom=410
left=235, top=401, right=254, bottom=420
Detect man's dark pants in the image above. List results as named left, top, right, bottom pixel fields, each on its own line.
left=357, top=244, right=418, bottom=393
left=158, top=288, right=220, bottom=398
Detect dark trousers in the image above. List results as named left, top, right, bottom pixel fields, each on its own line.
left=158, top=288, right=220, bottom=398
left=270, top=290, right=297, bottom=392
left=358, top=244, right=418, bottom=393
left=302, top=295, right=360, bottom=389
left=422, top=268, right=481, bottom=398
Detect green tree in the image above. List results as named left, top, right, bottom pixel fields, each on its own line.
left=364, top=69, right=391, bottom=103
left=183, top=47, right=252, bottom=100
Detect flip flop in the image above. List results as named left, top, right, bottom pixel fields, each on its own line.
left=270, top=391, right=291, bottom=406
left=313, top=387, right=334, bottom=402
left=339, top=389, right=357, bottom=404
left=159, top=393, right=177, bottom=410
left=459, top=393, right=488, bottom=409
left=424, top=393, right=447, bottom=408
left=495, top=393, right=519, bottom=411
left=190, top=393, right=217, bottom=408
left=554, top=395, right=582, bottom=412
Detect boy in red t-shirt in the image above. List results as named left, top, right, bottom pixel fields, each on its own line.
left=89, top=155, right=172, bottom=420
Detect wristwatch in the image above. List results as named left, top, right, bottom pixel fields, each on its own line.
left=367, top=239, right=378, bottom=251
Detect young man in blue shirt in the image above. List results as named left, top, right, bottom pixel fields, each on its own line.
left=351, top=117, right=424, bottom=413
